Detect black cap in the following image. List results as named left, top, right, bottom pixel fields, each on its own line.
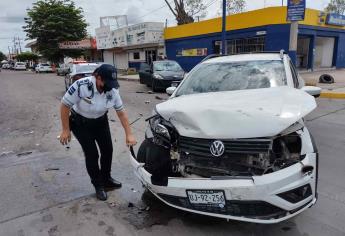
left=94, top=64, right=119, bottom=89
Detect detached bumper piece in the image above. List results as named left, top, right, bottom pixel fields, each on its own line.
left=277, top=184, right=312, bottom=203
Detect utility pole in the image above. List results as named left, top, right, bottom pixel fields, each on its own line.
left=221, top=0, right=226, bottom=55
left=18, top=37, right=22, bottom=54
left=8, top=46, right=11, bottom=60
left=13, top=37, right=17, bottom=55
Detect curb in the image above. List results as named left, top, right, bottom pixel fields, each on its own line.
left=117, top=77, right=139, bottom=82
left=320, top=92, right=345, bottom=99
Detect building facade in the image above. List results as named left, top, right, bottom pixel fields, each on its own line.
left=95, top=22, right=165, bottom=71
left=164, top=7, right=345, bottom=71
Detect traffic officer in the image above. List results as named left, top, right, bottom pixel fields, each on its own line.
left=59, top=64, right=137, bottom=201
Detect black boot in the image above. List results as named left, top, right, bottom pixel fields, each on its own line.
left=104, top=177, right=122, bottom=190
left=95, top=186, right=107, bottom=201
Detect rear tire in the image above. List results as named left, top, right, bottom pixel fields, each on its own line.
left=139, top=76, right=144, bottom=84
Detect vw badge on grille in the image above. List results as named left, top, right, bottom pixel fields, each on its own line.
left=210, top=140, right=225, bottom=157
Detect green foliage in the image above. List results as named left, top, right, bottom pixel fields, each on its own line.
left=23, top=0, right=88, bottom=62
left=15, top=52, right=39, bottom=62
left=0, top=51, right=7, bottom=61
left=325, top=0, right=345, bottom=15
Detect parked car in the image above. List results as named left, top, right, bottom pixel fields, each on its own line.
left=35, top=63, right=53, bottom=73
left=56, top=63, right=70, bottom=76
left=139, top=60, right=185, bottom=92
left=14, top=62, right=27, bottom=70
left=2, top=63, right=10, bottom=69
left=131, top=52, right=321, bottom=223
left=64, top=63, right=99, bottom=91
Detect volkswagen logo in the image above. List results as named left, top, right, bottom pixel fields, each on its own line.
left=210, top=140, right=225, bottom=157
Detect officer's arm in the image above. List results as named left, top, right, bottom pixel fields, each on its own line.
left=61, top=103, right=71, bottom=132
left=59, top=103, right=71, bottom=145
left=116, top=110, right=137, bottom=146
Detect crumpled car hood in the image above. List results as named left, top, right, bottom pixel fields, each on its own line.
left=156, top=87, right=317, bottom=139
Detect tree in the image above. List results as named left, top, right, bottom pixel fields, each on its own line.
left=226, top=0, right=246, bottom=15
left=23, top=0, right=88, bottom=62
left=15, top=52, right=39, bottom=62
left=325, top=0, right=345, bottom=15
left=165, top=0, right=206, bottom=25
left=0, top=51, right=7, bottom=61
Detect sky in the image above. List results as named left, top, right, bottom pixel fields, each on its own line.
left=0, top=0, right=330, bottom=55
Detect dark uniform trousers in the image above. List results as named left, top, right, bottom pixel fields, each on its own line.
left=70, top=111, right=113, bottom=187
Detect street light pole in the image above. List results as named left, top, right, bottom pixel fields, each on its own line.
left=221, top=0, right=226, bottom=55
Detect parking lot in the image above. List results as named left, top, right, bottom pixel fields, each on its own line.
left=0, top=70, right=345, bottom=236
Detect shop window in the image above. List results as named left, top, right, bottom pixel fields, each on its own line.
left=133, top=52, right=140, bottom=60
left=214, top=36, right=265, bottom=55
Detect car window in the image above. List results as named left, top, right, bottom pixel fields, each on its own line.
left=289, top=60, right=299, bottom=88
left=42, top=63, right=50, bottom=66
left=153, top=61, right=183, bottom=72
left=75, top=64, right=98, bottom=73
left=140, top=63, right=150, bottom=71
left=176, top=60, right=287, bottom=96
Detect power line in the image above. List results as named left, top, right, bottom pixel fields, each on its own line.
left=132, top=1, right=173, bottom=23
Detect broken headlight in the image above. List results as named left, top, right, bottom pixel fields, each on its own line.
left=148, top=113, right=175, bottom=148
left=268, top=122, right=304, bottom=172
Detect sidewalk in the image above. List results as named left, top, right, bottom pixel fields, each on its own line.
left=118, top=74, right=139, bottom=82
left=301, top=69, right=345, bottom=99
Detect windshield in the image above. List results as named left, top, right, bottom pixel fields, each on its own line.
left=153, top=61, right=183, bottom=72
left=76, top=64, right=98, bottom=73
left=175, top=60, right=287, bottom=96
left=41, top=64, right=50, bottom=66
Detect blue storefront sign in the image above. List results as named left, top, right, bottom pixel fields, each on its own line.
left=287, top=0, right=306, bottom=21
left=326, top=14, right=345, bottom=26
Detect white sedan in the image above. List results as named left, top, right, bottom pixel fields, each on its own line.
left=131, top=52, right=321, bottom=224
left=14, top=62, right=27, bottom=70
left=64, top=63, right=99, bottom=91
left=35, top=63, right=53, bottom=73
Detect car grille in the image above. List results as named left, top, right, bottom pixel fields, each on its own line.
left=179, top=136, right=272, bottom=157
left=158, top=194, right=287, bottom=219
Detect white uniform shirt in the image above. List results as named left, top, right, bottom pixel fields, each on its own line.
left=61, top=76, right=124, bottom=119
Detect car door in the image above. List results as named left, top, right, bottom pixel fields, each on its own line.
left=139, top=63, right=151, bottom=85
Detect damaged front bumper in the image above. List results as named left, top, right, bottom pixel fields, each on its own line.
left=130, top=150, right=317, bottom=224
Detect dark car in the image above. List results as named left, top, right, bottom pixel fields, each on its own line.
left=139, top=60, right=185, bottom=92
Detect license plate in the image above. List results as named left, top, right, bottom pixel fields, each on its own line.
left=187, top=190, right=226, bottom=208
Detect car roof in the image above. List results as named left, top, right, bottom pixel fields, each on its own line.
left=203, top=53, right=283, bottom=64
left=74, top=63, right=98, bottom=67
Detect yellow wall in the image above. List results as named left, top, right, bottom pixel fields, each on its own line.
left=164, top=7, right=345, bottom=40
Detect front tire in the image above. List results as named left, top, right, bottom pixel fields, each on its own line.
left=152, top=79, right=158, bottom=92
left=137, top=139, right=150, bottom=163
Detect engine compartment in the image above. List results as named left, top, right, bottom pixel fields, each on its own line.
left=139, top=115, right=304, bottom=180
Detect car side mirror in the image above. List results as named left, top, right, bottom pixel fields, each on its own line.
left=166, top=86, right=176, bottom=95
left=301, top=86, right=321, bottom=98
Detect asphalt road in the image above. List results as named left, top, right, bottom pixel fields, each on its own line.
left=0, top=70, right=345, bottom=236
